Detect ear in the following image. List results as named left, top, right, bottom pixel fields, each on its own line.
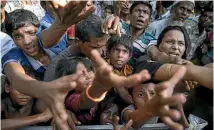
left=75, top=38, right=83, bottom=47
left=4, top=83, right=10, bottom=93
left=128, top=94, right=133, bottom=103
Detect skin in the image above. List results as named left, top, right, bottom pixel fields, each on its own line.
left=77, top=35, right=109, bottom=59
left=130, top=4, right=151, bottom=31
left=109, top=44, right=131, bottom=69
left=159, top=30, right=185, bottom=58
left=171, top=1, right=194, bottom=22
left=104, top=8, right=113, bottom=18
left=199, top=11, right=213, bottom=28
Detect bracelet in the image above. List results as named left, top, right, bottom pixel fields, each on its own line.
left=166, top=64, right=173, bottom=78
left=85, top=85, right=107, bottom=102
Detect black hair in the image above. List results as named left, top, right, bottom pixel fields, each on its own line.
left=130, top=1, right=152, bottom=16
left=104, top=5, right=114, bottom=14
left=201, top=7, right=213, bottom=16
left=4, top=9, right=40, bottom=36
left=157, top=26, right=191, bottom=59
left=107, top=34, right=133, bottom=54
left=75, top=14, right=105, bottom=43
left=55, top=56, right=94, bottom=79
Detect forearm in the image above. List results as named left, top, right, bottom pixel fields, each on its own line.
left=149, top=46, right=170, bottom=63
left=40, top=18, right=68, bottom=48
left=116, top=87, right=132, bottom=104
left=154, top=64, right=213, bottom=89
left=1, top=114, right=44, bottom=130
left=4, top=63, right=48, bottom=99
left=79, top=82, right=111, bottom=110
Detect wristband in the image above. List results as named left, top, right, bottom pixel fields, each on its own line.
left=86, top=85, right=107, bottom=102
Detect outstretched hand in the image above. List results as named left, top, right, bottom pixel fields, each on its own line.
left=101, top=15, right=121, bottom=36
left=50, top=0, right=95, bottom=28
left=91, top=50, right=151, bottom=90
left=41, top=74, right=79, bottom=130
left=112, top=116, right=133, bottom=130
left=145, top=67, right=187, bottom=130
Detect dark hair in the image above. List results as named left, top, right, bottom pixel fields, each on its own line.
left=201, top=7, right=213, bottom=16
left=162, top=1, right=174, bottom=8
left=107, top=34, right=133, bottom=54
left=157, top=26, right=191, bottom=59
left=4, top=9, right=40, bottom=36
left=130, top=1, right=152, bottom=16
left=75, top=14, right=105, bottom=43
left=104, top=5, right=114, bottom=14
left=55, top=56, right=94, bottom=79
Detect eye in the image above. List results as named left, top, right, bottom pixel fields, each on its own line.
left=150, top=90, right=155, bottom=96
left=138, top=93, right=143, bottom=97
left=14, top=35, right=22, bottom=40
left=179, top=42, right=185, bottom=46
left=28, top=31, right=36, bottom=36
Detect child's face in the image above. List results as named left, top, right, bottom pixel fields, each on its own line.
left=104, top=9, right=113, bottom=18
left=8, top=85, right=32, bottom=106
left=132, top=83, right=155, bottom=109
left=109, top=44, right=131, bottom=69
left=75, top=62, right=95, bottom=93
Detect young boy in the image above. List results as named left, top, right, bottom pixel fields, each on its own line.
left=99, top=34, right=133, bottom=125
left=103, top=5, right=114, bottom=18
left=1, top=66, right=52, bottom=130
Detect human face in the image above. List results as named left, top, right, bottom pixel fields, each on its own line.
left=172, top=1, right=194, bottom=22
left=12, top=25, right=40, bottom=57
left=82, top=1, right=94, bottom=13
left=195, top=1, right=210, bottom=9
left=199, top=11, right=213, bottom=28
left=159, top=30, right=185, bottom=57
left=8, top=86, right=32, bottom=106
left=79, top=35, right=109, bottom=58
left=100, top=104, right=119, bottom=125
left=75, top=62, right=95, bottom=93
left=130, top=4, right=151, bottom=30
left=132, top=84, right=155, bottom=109
left=121, top=1, right=133, bottom=15
left=104, top=9, right=113, bottom=18
left=109, top=44, right=131, bottom=69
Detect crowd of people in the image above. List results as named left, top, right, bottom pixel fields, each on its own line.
left=1, top=0, right=213, bottom=130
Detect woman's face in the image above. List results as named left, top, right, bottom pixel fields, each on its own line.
left=159, top=30, right=185, bottom=58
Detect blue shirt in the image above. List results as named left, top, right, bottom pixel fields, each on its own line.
left=37, top=12, right=67, bottom=50
left=2, top=35, right=61, bottom=74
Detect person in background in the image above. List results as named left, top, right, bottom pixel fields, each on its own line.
left=1, top=66, right=52, bottom=130
left=103, top=5, right=114, bottom=18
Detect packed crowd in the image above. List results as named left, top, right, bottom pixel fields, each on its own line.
left=0, top=0, right=213, bottom=130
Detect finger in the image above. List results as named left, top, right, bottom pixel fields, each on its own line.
left=161, top=116, right=183, bottom=130
left=77, top=4, right=96, bottom=22
left=168, top=67, right=186, bottom=86
left=184, top=81, right=190, bottom=91
left=189, top=81, right=194, bottom=89
left=91, top=50, right=108, bottom=67
left=159, top=108, right=181, bottom=121
left=112, top=115, right=120, bottom=130
left=51, top=105, right=69, bottom=130
left=193, top=81, right=198, bottom=86
left=70, top=111, right=81, bottom=125
left=121, top=119, right=133, bottom=130
left=112, top=16, right=120, bottom=31
left=114, top=69, right=150, bottom=88
left=105, top=16, right=116, bottom=34
left=160, top=94, right=186, bottom=106
left=116, top=24, right=121, bottom=37
left=59, top=74, right=79, bottom=83
left=67, top=111, right=77, bottom=130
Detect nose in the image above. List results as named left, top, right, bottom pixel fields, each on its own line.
left=172, top=43, right=179, bottom=50
left=23, top=35, right=32, bottom=45
left=145, top=91, right=152, bottom=102
left=117, top=51, right=123, bottom=58
left=182, top=9, right=188, bottom=16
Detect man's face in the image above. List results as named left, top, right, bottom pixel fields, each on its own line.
left=121, top=1, right=133, bottom=15
left=132, top=83, right=155, bottom=109
left=199, top=11, right=213, bottom=28
left=79, top=35, right=109, bottom=58
left=130, top=4, right=151, bottom=30
left=195, top=1, right=210, bottom=9
left=109, top=44, right=131, bottom=69
left=12, top=25, right=40, bottom=57
left=172, top=1, right=194, bottom=22
left=159, top=30, right=185, bottom=58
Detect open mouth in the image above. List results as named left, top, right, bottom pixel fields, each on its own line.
left=26, top=45, right=36, bottom=53
left=168, top=52, right=179, bottom=57
left=136, top=19, right=144, bottom=25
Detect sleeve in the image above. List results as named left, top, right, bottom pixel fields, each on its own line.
left=134, top=57, right=163, bottom=82
left=0, top=32, right=16, bottom=58
left=1, top=48, right=23, bottom=69
left=65, top=93, right=81, bottom=112
left=121, top=105, right=135, bottom=124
